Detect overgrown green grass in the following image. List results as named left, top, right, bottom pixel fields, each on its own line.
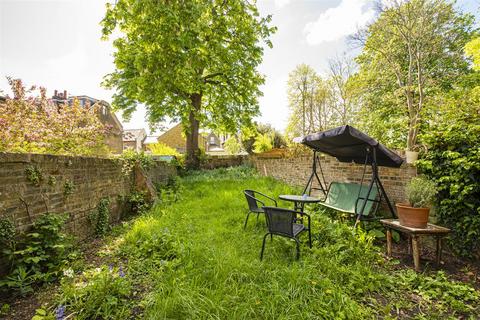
left=55, top=166, right=479, bottom=319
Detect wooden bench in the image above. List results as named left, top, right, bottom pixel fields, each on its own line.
left=380, top=219, right=451, bottom=272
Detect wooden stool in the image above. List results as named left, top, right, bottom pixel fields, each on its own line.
left=380, top=219, right=450, bottom=272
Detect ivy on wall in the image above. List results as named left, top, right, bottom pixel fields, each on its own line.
left=418, top=87, right=480, bottom=257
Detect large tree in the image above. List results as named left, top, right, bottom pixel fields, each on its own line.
left=286, top=64, right=330, bottom=138
left=326, top=55, right=359, bottom=126
left=101, top=0, right=275, bottom=168
left=353, top=0, right=475, bottom=150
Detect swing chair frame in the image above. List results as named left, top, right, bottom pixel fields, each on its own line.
left=298, top=125, right=402, bottom=228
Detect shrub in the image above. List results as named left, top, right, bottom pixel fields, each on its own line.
left=0, top=214, right=74, bottom=296
left=119, top=149, right=154, bottom=175
left=417, top=85, right=480, bottom=256
left=0, top=78, right=110, bottom=156
left=147, top=142, right=180, bottom=157
left=224, top=136, right=242, bottom=154
left=253, top=133, right=273, bottom=153
left=127, top=191, right=151, bottom=215
left=405, top=176, right=436, bottom=208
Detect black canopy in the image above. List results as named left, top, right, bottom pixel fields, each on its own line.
left=296, top=125, right=404, bottom=168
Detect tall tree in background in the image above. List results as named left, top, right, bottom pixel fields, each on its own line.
left=352, top=0, right=475, bottom=150
left=286, top=64, right=332, bottom=138
left=101, top=0, right=275, bottom=168
left=326, top=55, right=358, bottom=126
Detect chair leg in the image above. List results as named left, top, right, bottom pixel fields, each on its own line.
left=308, top=228, right=312, bottom=248
left=270, top=233, right=273, bottom=241
left=260, top=233, right=270, bottom=261
left=244, top=211, right=251, bottom=229
left=256, top=212, right=260, bottom=223
left=295, top=238, right=301, bottom=260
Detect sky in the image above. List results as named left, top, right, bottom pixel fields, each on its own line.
left=1, top=0, right=479, bottom=135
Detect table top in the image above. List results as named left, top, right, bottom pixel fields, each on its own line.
left=279, top=194, right=322, bottom=203
left=380, top=219, right=451, bottom=235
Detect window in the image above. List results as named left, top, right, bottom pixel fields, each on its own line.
left=210, top=136, right=216, bottom=144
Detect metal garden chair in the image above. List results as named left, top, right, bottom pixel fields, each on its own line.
left=243, top=190, right=277, bottom=229
left=260, top=206, right=312, bottom=260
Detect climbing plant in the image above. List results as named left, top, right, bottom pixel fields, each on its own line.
left=89, top=198, right=111, bottom=237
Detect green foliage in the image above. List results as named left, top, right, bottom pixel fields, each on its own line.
left=223, top=135, right=242, bottom=155
left=47, top=176, right=57, bottom=187
left=417, top=84, right=480, bottom=256
left=89, top=198, right=110, bottom=237
left=155, top=176, right=183, bottom=205
left=0, top=213, right=73, bottom=296
left=0, top=304, right=10, bottom=317
left=119, top=149, right=154, bottom=176
left=25, top=165, right=43, bottom=186
left=147, top=142, right=180, bottom=157
left=0, top=218, right=16, bottom=246
left=63, top=179, right=75, bottom=196
left=241, top=123, right=286, bottom=154
left=59, top=266, right=132, bottom=319
left=406, top=176, right=437, bottom=208
left=466, top=37, right=480, bottom=71
left=253, top=133, right=273, bottom=153
left=101, top=0, right=275, bottom=167
left=353, top=0, right=475, bottom=150
left=0, top=78, right=110, bottom=156
left=120, top=217, right=180, bottom=262
left=389, top=270, right=480, bottom=315
left=31, top=307, right=55, bottom=320
left=34, top=167, right=477, bottom=319
left=127, top=191, right=151, bottom=215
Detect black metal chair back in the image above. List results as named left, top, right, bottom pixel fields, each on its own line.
left=260, top=206, right=312, bottom=260
left=263, top=206, right=295, bottom=237
left=244, top=189, right=263, bottom=213
left=243, top=190, right=277, bottom=229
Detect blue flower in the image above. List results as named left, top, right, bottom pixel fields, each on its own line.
left=55, top=305, right=66, bottom=320
left=108, top=264, right=114, bottom=272
left=119, top=266, right=125, bottom=278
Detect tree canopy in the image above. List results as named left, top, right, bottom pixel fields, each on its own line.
left=101, top=0, right=275, bottom=168
left=352, top=0, right=475, bottom=150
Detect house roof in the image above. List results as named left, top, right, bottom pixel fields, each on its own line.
left=70, top=95, right=123, bottom=131
left=123, top=129, right=147, bottom=142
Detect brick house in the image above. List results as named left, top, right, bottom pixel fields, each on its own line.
left=157, top=123, right=230, bottom=154
left=123, top=129, right=147, bottom=152
left=51, top=90, right=124, bottom=154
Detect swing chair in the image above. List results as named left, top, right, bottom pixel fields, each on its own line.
left=295, top=125, right=404, bottom=227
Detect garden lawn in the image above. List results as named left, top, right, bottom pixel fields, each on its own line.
left=58, top=167, right=480, bottom=320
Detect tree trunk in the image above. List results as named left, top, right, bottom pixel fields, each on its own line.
left=185, top=93, right=201, bottom=169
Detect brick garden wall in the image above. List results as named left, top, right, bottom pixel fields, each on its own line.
left=0, top=152, right=176, bottom=239
left=201, top=155, right=248, bottom=170
left=250, top=150, right=417, bottom=207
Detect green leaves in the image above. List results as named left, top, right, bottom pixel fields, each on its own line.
left=353, top=0, right=476, bottom=150
left=417, top=82, right=480, bottom=256
left=101, top=0, right=274, bottom=131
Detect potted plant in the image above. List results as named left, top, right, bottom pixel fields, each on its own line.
left=396, top=176, right=436, bottom=228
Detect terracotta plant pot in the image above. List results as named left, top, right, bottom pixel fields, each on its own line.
left=396, top=203, right=430, bottom=228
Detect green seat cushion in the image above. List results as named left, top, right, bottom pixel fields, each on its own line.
left=319, top=182, right=378, bottom=216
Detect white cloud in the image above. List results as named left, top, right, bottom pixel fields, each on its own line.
left=274, top=0, right=291, bottom=9
left=304, top=0, right=375, bottom=45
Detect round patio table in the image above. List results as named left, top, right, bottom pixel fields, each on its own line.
left=279, top=194, right=322, bottom=213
